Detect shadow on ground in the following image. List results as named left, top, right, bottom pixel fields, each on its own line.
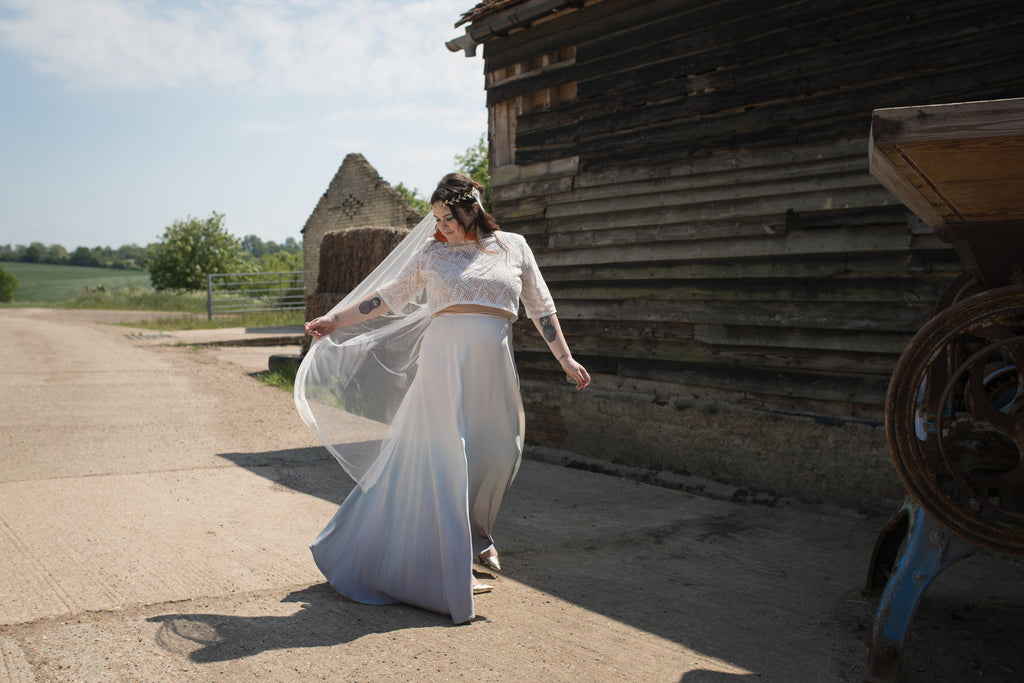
left=214, top=447, right=1024, bottom=682
left=147, top=583, right=462, bottom=664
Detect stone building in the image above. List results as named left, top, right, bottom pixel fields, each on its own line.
left=301, top=153, right=420, bottom=298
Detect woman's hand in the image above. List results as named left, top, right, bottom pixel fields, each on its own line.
left=305, top=314, right=338, bottom=340
left=560, top=356, right=591, bottom=391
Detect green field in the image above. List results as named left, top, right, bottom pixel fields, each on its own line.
left=0, top=262, right=153, bottom=304
left=0, top=261, right=304, bottom=329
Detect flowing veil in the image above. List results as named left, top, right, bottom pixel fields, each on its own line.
left=294, top=212, right=436, bottom=488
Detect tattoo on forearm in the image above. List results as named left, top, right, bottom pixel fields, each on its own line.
left=540, top=316, right=557, bottom=343
left=358, top=296, right=382, bottom=315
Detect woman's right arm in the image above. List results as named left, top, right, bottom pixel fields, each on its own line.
left=304, top=290, right=392, bottom=339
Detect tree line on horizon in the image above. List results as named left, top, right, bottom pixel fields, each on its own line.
left=0, top=234, right=300, bottom=272
left=3, top=134, right=491, bottom=296
left=0, top=242, right=149, bottom=270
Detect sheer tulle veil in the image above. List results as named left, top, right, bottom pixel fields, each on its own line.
left=294, top=212, right=436, bottom=488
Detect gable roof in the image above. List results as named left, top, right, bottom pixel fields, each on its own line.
left=449, top=0, right=585, bottom=55
left=455, top=0, right=529, bottom=28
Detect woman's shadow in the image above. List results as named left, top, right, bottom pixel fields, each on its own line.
left=147, top=582, right=465, bottom=663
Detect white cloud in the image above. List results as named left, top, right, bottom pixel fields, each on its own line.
left=0, top=0, right=490, bottom=248
left=0, top=0, right=476, bottom=95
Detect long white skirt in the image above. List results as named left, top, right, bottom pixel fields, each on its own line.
left=310, top=314, right=524, bottom=624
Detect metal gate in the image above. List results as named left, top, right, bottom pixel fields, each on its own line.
left=205, top=270, right=304, bottom=319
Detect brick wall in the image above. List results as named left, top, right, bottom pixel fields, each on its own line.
left=302, top=153, right=421, bottom=297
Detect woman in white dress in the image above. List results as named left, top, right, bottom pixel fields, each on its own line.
left=299, top=172, right=590, bottom=624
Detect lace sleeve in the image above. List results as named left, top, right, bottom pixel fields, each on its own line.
left=518, top=236, right=556, bottom=319
left=378, top=244, right=427, bottom=312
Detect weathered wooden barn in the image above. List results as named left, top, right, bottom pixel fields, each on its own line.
left=446, top=0, right=1024, bottom=510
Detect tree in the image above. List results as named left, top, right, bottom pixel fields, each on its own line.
left=69, top=246, right=102, bottom=267
left=146, top=212, right=251, bottom=290
left=260, top=250, right=302, bottom=273
left=22, top=242, right=45, bottom=263
left=114, top=244, right=147, bottom=269
left=241, top=234, right=267, bottom=258
left=69, top=246, right=97, bottom=266
left=0, top=266, right=17, bottom=302
left=394, top=182, right=430, bottom=215
left=454, top=133, right=490, bottom=209
left=45, top=244, right=69, bottom=265
left=391, top=134, right=490, bottom=214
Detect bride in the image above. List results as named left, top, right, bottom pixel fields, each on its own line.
left=296, top=172, right=590, bottom=623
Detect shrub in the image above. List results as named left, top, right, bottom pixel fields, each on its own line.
left=0, top=266, right=18, bottom=302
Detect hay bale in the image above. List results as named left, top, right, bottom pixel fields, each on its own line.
left=303, top=226, right=410, bottom=356
left=306, top=292, right=344, bottom=321
left=317, top=226, right=410, bottom=293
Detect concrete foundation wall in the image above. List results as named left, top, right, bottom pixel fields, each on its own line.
left=522, top=380, right=903, bottom=514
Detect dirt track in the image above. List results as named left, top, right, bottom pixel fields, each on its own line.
left=1, top=307, right=1022, bottom=682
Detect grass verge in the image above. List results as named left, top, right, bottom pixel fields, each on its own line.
left=1, top=262, right=152, bottom=304
left=3, top=268, right=304, bottom=330
left=253, top=362, right=300, bottom=393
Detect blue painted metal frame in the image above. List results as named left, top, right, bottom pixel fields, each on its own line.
left=864, top=500, right=978, bottom=682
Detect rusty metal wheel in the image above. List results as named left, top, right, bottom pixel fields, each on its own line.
left=929, top=269, right=984, bottom=316
left=886, top=285, right=1024, bottom=555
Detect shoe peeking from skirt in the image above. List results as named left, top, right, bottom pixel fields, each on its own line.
left=477, top=548, right=501, bottom=572
left=472, top=582, right=494, bottom=595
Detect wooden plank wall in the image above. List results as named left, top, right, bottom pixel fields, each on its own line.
left=481, top=0, right=1024, bottom=426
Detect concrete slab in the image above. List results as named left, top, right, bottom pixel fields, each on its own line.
left=1, top=308, right=1022, bottom=683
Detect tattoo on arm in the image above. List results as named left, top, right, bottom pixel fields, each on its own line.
left=358, top=296, right=382, bottom=315
left=539, top=316, right=557, bottom=343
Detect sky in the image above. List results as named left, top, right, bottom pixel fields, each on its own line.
left=0, top=0, right=487, bottom=250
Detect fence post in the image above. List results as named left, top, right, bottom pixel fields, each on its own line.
left=206, top=274, right=213, bottom=320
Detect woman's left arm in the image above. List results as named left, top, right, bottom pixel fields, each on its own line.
left=532, top=314, right=591, bottom=390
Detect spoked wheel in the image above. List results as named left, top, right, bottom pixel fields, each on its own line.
left=886, top=285, right=1024, bottom=555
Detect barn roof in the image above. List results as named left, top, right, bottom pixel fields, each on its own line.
left=455, top=1, right=529, bottom=28
left=448, top=0, right=584, bottom=56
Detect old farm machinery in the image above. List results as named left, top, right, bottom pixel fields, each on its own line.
left=864, top=98, right=1024, bottom=682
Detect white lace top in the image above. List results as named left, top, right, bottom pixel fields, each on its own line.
left=377, top=231, right=556, bottom=320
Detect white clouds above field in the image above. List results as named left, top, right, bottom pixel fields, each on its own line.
left=0, top=0, right=486, bottom=248
left=0, top=0, right=466, bottom=94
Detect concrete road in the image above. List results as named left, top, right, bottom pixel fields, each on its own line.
left=1, top=308, right=1022, bottom=682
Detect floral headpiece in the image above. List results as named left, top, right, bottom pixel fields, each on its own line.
left=443, top=190, right=477, bottom=207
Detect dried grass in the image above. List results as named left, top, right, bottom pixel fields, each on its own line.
left=317, top=226, right=409, bottom=293
left=305, top=225, right=411, bottom=335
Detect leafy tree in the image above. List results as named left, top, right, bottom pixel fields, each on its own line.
left=394, top=182, right=430, bottom=215
left=389, top=136, right=490, bottom=215
left=454, top=133, right=490, bottom=209
left=146, top=212, right=251, bottom=290
left=241, top=234, right=301, bottom=261
left=260, top=250, right=302, bottom=273
left=0, top=266, right=17, bottom=302
left=69, top=246, right=102, bottom=267
left=45, top=244, right=69, bottom=265
left=241, top=234, right=267, bottom=258
left=116, top=244, right=147, bottom=268
left=22, top=242, right=45, bottom=263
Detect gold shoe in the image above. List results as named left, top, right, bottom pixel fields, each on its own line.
left=472, top=583, right=493, bottom=595
left=478, top=549, right=501, bottom=572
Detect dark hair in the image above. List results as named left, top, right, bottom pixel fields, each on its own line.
left=430, top=172, right=499, bottom=239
